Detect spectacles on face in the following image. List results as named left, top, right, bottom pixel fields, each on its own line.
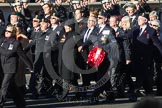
left=5, top=30, right=12, bottom=33
left=98, top=17, right=104, bottom=19
left=50, top=17, right=56, bottom=19
left=150, top=23, right=158, bottom=27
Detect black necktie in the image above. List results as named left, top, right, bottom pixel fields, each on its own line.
left=139, top=28, right=142, bottom=36
left=130, top=17, right=133, bottom=22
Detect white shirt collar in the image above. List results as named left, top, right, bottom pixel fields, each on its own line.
left=99, top=24, right=106, bottom=33
left=139, top=24, right=147, bottom=35
left=130, top=15, right=136, bottom=21
left=114, top=27, right=119, bottom=32
left=52, top=25, right=58, bottom=30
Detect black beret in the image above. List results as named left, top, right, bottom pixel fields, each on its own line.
left=139, top=13, right=149, bottom=19
left=41, top=18, right=50, bottom=23
left=33, top=15, right=42, bottom=21
left=64, top=19, right=74, bottom=28
left=98, top=11, right=107, bottom=17
left=51, top=12, right=59, bottom=19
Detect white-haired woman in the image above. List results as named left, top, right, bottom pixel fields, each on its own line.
left=115, top=16, right=137, bottom=101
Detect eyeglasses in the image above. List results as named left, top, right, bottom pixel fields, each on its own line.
left=98, top=17, right=104, bottom=19
left=150, top=24, right=158, bottom=27
left=50, top=17, right=56, bottom=19
left=5, top=30, right=12, bottom=33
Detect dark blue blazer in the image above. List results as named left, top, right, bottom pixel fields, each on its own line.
left=132, top=25, right=162, bottom=59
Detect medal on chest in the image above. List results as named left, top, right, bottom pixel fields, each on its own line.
left=45, top=35, right=50, bottom=41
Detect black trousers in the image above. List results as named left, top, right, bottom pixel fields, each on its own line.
left=153, top=51, right=162, bottom=95
left=91, top=57, right=113, bottom=98
left=133, top=58, right=154, bottom=95
left=29, top=54, right=53, bottom=97
left=116, top=63, right=135, bottom=95
left=0, top=73, right=25, bottom=108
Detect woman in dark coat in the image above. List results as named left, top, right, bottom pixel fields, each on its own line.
left=0, top=24, right=33, bottom=108
left=58, top=20, right=79, bottom=100
left=115, top=16, right=136, bottom=101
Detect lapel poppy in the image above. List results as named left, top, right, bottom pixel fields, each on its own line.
left=79, top=23, right=83, bottom=28
left=143, top=30, right=147, bottom=35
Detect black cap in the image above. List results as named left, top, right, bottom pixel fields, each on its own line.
left=139, top=13, right=149, bottom=19
left=51, top=12, right=59, bottom=19
left=64, top=20, right=74, bottom=28
left=41, top=18, right=50, bottom=23
left=98, top=11, right=107, bottom=17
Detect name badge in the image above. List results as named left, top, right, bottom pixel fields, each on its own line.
left=45, top=35, right=49, bottom=40
left=57, top=31, right=60, bottom=35
left=1, top=43, right=3, bottom=47
left=8, top=44, right=14, bottom=50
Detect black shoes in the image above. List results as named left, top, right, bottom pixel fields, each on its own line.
left=105, top=92, right=115, bottom=102
left=0, top=102, right=4, bottom=108
left=128, top=94, right=137, bottom=102
left=29, top=95, right=39, bottom=99
left=88, top=97, right=99, bottom=104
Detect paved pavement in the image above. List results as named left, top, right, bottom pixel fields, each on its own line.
left=4, top=74, right=162, bottom=108
left=4, top=95, right=162, bottom=108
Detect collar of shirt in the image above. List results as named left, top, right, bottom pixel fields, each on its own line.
left=140, top=24, right=147, bottom=35
left=76, top=18, right=83, bottom=22
left=52, top=25, right=58, bottom=30
left=42, top=29, right=49, bottom=33
left=99, top=24, right=106, bottom=33
left=83, top=27, right=94, bottom=42
left=34, top=27, right=40, bottom=31
left=87, top=27, right=94, bottom=35
left=130, top=15, right=136, bottom=21
left=114, top=27, right=119, bottom=32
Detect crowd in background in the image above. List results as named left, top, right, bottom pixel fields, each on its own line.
left=0, top=0, right=161, bottom=3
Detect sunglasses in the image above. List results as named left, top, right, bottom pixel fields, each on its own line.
left=50, top=17, right=56, bottom=19
left=150, top=24, right=158, bottom=27
left=5, top=30, right=12, bottom=33
left=33, top=20, right=39, bottom=22
left=98, top=17, right=104, bottom=19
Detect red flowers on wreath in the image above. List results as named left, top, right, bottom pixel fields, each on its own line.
left=87, top=46, right=106, bottom=67
left=143, top=30, right=147, bottom=35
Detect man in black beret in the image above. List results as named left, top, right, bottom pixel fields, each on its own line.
left=25, top=17, right=53, bottom=99
left=131, top=13, right=162, bottom=97
left=58, top=19, right=80, bottom=100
